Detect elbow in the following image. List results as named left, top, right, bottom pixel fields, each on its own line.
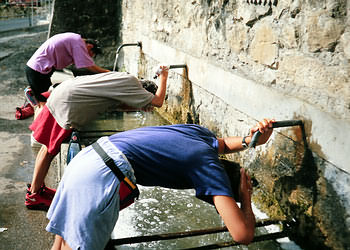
left=230, top=227, right=254, bottom=245
left=152, top=102, right=162, bottom=108
left=232, top=231, right=254, bottom=245
left=235, top=235, right=254, bottom=245
left=150, top=98, right=164, bottom=108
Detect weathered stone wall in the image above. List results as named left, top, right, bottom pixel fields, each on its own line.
left=118, top=1, right=350, bottom=249
left=49, top=0, right=350, bottom=249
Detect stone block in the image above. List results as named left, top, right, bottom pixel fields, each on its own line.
left=305, top=10, right=344, bottom=52
left=250, top=22, right=278, bottom=66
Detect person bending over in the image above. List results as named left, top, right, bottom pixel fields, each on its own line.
left=25, top=32, right=110, bottom=106
left=25, top=67, right=169, bottom=210
left=46, top=118, right=275, bottom=250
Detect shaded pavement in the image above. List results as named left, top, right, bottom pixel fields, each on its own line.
left=0, top=28, right=57, bottom=250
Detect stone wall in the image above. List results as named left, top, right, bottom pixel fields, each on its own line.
left=118, top=1, right=350, bottom=249
left=50, top=0, right=350, bottom=249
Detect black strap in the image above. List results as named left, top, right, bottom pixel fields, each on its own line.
left=92, top=142, right=126, bottom=182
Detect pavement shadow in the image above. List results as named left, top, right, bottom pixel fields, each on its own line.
left=0, top=117, right=33, bottom=134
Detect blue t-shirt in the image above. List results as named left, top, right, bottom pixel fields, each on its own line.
left=109, top=124, right=233, bottom=204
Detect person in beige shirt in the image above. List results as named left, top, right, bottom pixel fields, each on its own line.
left=25, top=67, right=169, bottom=211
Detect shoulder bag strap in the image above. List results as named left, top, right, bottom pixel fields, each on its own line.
left=92, top=142, right=127, bottom=183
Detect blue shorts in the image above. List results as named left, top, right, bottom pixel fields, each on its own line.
left=46, top=137, right=136, bottom=250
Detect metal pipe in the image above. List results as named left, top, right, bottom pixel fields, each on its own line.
left=169, top=64, right=188, bottom=69
left=249, top=119, right=304, bottom=148
left=109, top=219, right=285, bottom=246
left=78, top=130, right=124, bottom=140
left=183, top=231, right=289, bottom=250
left=78, top=129, right=124, bottom=133
left=113, top=41, right=142, bottom=71
left=116, top=42, right=142, bottom=54
left=153, top=64, right=188, bottom=79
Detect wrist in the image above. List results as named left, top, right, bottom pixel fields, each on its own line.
left=242, top=135, right=251, bottom=149
left=241, top=195, right=252, bottom=209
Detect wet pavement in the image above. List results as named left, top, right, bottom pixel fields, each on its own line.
left=0, top=28, right=57, bottom=249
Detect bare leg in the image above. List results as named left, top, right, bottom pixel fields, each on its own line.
left=51, top=235, right=72, bottom=250
left=51, top=235, right=63, bottom=250
left=38, top=101, right=46, bottom=109
left=33, top=103, right=45, bottom=120
left=30, top=145, right=55, bottom=193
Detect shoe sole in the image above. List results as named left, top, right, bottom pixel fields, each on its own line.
left=25, top=204, right=49, bottom=211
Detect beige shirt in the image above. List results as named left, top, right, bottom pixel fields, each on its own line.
left=47, top=72, right=154, bottom=129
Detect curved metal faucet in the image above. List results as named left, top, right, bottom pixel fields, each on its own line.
left=113, top=41, right=142, bottom=71
left=153, top=64, right=188, bottom=79
left=249, top=120, right=304, bottom=148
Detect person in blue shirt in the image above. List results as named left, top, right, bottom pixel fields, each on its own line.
left=46, top=118, right=275, bottom=250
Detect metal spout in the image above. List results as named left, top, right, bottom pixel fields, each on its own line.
left=153, top=64, right=188, bottom=79
left=113, top=41, right=142, bottom=71
left=250, top=120, right=304, bottom=148
left=169, top=64, right=187, bottom=69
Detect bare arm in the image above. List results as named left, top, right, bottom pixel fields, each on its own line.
left=213, top=168, right=255, bottom=245
left=85, top=65, right=110, bottom=73
left=217, top=118, right=275, bottom=154
left=214, top=118, right=275, bottom=244
left=150, top=66, right=168, bottom=107
left=114, top=67, right=168, bottom=112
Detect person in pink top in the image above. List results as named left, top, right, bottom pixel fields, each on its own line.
left=25, top=32, right=109, bottom=106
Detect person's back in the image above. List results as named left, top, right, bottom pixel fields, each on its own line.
left=24, top=32, right=109, bottom=104
left=27, top=32, right=94, bottom=74
left=47, top=72, right=154, bottom=129
left=109, top=124, right=233, bottom=204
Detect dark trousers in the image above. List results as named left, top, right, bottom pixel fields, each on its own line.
left=25, top=66, right=55, bottom=102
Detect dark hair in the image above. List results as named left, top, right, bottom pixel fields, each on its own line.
left=220, top=159, right=241, bottom=202
left=220, top=159, right=259, bottom=202
left=139, top=79, right=158, bottom=95
left=85, top=39, right=102, bottom=55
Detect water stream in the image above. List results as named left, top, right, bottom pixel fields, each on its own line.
left=88, top=111, right=302, bottom=250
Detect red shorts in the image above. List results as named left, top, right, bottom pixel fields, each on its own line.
left=29, top=105, right=72, bottom=156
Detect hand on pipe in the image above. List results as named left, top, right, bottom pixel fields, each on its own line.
left=153, top=65, right=169, bottom=79
left=249, top=118, right=275, bottom=147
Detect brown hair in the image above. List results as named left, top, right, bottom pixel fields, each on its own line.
left=139, top=79, right=158, bottom=95
left=220, top=159, right=241, bottom=202
left=84, top=39, right=102, bottom=55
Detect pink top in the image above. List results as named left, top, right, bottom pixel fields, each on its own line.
left=27, top=32, right=94, bottom=74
